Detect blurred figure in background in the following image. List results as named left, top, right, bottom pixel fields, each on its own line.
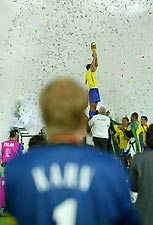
left=1, top=129, right=22, bottom=167
left=115, top=117, right=131, bottom=167
left=130, top=124, right=153, bottom=225
left=136, top=116, right=149, bottom=152
left=0, top=129, right=22, bottom=216
left=115, top=117, right=130, bottom=151
left=120, top=112, right=140, bottom=154
left=105, top=110, right=116, bottom=155
left=28, top=135, right=47, bottom=149
left=88, top=106, right=110, bottom=151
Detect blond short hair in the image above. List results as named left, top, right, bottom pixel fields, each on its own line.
left=39, top=78, right=88, bottom=133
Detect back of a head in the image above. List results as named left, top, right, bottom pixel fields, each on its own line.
left=146, top=124, right=153, bottom=149
left=99, top=106, right=106, bottom=115
left=10, top=129, right=18, bottom=138
left=39, top=78, right=88, bottom=134
left=28, top=135, right=47, bottom=148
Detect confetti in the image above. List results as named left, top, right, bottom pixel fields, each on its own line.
left=0, top=0, right=152, bottom=141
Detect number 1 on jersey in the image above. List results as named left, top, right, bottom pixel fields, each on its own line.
left=53, top=198, right=77, bottom=225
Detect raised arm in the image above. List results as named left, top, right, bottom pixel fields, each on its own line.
left=90, top=42, right=98, bottom=70
left=95, top=53, right=98, bottom=68
left=90, top=52, right=97, bottom=72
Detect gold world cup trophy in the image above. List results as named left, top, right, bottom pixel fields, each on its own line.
left=91, top=42, right=96, bottom=54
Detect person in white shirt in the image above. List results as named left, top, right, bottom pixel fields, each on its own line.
left=88, top=106, right=110, bottom=151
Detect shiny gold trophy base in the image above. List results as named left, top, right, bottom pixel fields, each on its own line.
left=91, top=42, right=97, bottom=54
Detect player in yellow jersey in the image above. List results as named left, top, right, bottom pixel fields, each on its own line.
left=114, top=117, right=131, bottom=168
left=115, top=117, right=130, bottom=150
left=85, top=43, right=100, bottom=119
left=136, top=116, right=149, bottom=151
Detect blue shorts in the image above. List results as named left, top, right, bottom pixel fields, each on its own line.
left=89, top=88, right=100, bottom=104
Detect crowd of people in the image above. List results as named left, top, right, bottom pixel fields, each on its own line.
left=0, top=43, right=152, bottom=225
left=88, top=110, right=149, bottom=167
left=85, top=43, right=149, bottom=169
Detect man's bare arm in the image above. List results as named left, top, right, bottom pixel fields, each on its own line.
left=95, top=53, right=98, bottom=68
left=90, top=52, right=97, bottom=72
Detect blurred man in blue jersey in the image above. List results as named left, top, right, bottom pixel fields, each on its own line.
left=5, top=78, right=141, bottom=225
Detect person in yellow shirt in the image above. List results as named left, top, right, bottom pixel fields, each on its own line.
left=114, top=117, right=131, bottom=167
left=85, top=44, right=100, bottom=119
left=115, top=117, right=130, bottom=149
left=136, top=116, right=149, bottom=151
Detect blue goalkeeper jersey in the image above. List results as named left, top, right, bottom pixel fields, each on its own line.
left=5, top=144, right=141, bottom=225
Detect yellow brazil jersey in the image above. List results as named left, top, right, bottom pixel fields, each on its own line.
left=85, top=69, right=98, bottom=89
left=114, top=125, right=130, bottom=149
left=136, top=125, right=148, bottom=151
